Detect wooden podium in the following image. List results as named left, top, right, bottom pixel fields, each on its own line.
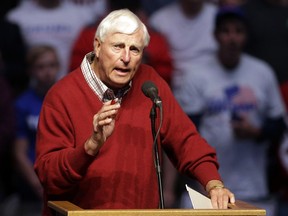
left=48, top=200, right=266, bottom=216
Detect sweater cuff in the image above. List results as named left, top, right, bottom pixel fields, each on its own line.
left=192, top=162, right=222, bottom=188
left=68, top=144, right=96, bottom=176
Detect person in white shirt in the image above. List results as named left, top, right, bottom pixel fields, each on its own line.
left=176, top=7, right=287, bottom=216
left=149, top=0, right=218, bottom=97
left=7, top=0, right=95, bottom=79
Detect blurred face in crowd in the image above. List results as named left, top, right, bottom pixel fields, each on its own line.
left=30, top=49, right=59, bottom=92
left=36, top=0, right=60, bottom=8
left=93, top=29, right=145, bottom=90
left=179, top=0, right=204, bottom=17
left=215, top=18, right=247, bottom=69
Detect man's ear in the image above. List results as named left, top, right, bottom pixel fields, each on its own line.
left=94, top=37, right=101, bottom=58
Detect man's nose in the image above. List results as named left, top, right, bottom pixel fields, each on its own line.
left=121, top=49, right=131, bottom=63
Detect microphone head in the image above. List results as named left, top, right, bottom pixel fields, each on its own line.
left=141, top=81, right=158, bottom=98
left=141, top=81, right=162, bottom=107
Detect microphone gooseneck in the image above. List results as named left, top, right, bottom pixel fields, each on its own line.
left=141, top=80, right=165, bottom=209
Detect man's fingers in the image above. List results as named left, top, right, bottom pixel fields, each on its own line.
left=210, top=195, right=218, bottom=208
left=222, top=194, right=229, bottom=209
left=210, top=188, right=235, bottom=209
left=98, top=109, right=117, bottom=121
left=229, top=192, right=235, bottom=204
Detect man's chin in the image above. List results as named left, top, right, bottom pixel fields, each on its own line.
left=108, top=78, right=130, bottom=89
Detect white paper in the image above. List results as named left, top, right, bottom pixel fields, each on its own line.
left=185, top=184, right=213, bottom=209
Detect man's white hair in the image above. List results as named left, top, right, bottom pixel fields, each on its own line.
left=95, top=9, right=150, bottom=47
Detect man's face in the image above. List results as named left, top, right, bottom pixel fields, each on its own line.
left=32, top=50, right=59, bottom=88
left=215, top=20, right=247, bottom=57
left=94, top=29, right=145, bottom=89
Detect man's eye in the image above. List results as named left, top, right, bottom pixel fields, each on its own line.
left=131, top=47, right=140, bottom=54
left=114, top=45, right=121, bottom=49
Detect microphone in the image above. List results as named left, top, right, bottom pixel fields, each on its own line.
left=142, top=80, right=165, bottom=208
left=141, top=81, right=162, bottom=106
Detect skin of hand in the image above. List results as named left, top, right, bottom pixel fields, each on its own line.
left=206, top=180, right=235, bottom=209
left=84, top=101, right=121, bottom=156
left=231, top=115, right=260, bottom=139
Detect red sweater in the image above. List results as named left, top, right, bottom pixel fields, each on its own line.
left=35, top=64, right=221, bottom=215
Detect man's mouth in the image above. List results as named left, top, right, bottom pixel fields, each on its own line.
left=114, top=68, right=130, bottom=74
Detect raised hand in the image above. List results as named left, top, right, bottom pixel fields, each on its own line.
left=84, top=101, right=120, bottom=156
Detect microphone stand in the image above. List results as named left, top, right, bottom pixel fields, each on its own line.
left=150, top=103, right=165, bottom=209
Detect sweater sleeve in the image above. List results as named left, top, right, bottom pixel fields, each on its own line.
left=34, top=91, right=95, bottom=195
left=158, top=81, right=222, bottom=187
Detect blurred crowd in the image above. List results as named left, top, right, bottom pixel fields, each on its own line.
left=0, top=0, right=287, bottom=216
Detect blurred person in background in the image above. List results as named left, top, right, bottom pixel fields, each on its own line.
left=149, top=0, right=218, bottom=97
left=0, top=75, right=17, bottom=216
left=13, top=45, right=60, bottom=216
left=141, top=0, right=175, bottom=16
left=0, top=0, right=28, bottom=97
left=241, top=0, right=288, bottom=110
left=1, top=0, right=26, bottom=214
left=277, top=129, right=288, bottom=216
left=175, top=7, right=287, bottom=216
left=7, top=0, right=95, bottom=80
left=240, top=1, right=288, bottom=215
